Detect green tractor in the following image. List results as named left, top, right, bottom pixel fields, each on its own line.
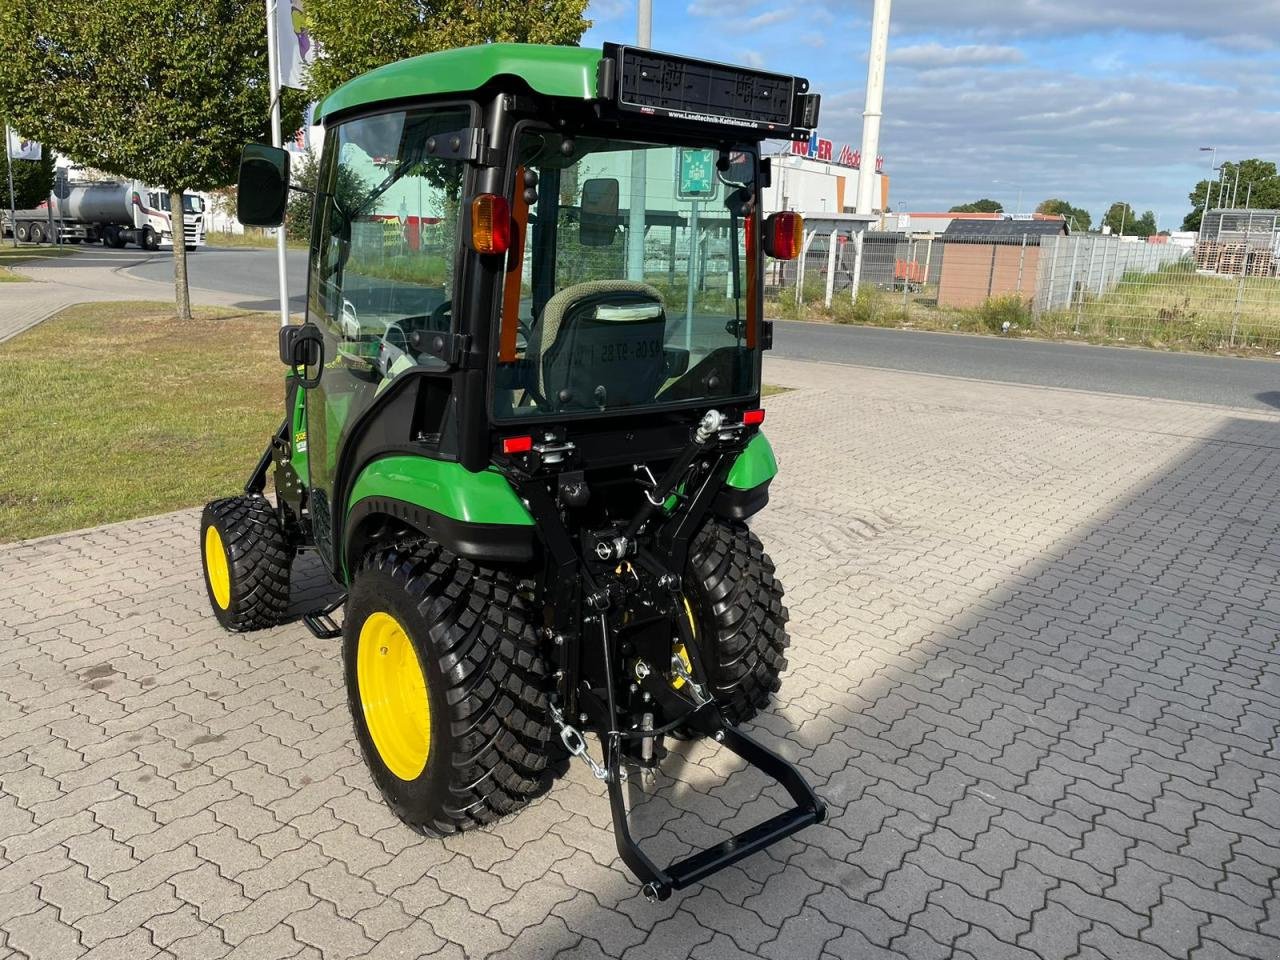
left=200, top=42, right=823, bottom=901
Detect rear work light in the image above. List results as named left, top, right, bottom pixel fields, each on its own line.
left=502, top=435, right=533, bottom=455
left=743, top=409, right=766, bottom=426
left=763, top=211, right=803, bottom=261
left=470, top=194, right=511, bottom=254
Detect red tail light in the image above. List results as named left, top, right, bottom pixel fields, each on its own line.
left=763, top=211, right=803, bottom=260
left=470, top=194, right=511, bottom=254
left=743, top=409, right=766, bottom=426
left=502, top=435, right=533, bottom=455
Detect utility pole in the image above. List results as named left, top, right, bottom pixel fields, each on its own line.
left=1198, top=146, right=1215, bottom=239
left=855, top=0, right=890, bottom=218
left=625, top=0, right=651, bottom=285
left=4, top=123, right=17, bottom=249
left=851, top=0, right=891, bottom=293
left=265, top=0, right=290, bottom=327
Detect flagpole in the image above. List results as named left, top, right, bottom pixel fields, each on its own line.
left=265, top=0, right=290, bottom=328
left=4, top=124, right=17, bottom=249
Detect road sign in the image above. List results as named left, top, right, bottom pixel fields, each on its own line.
left=677, top=148, right=717, bottom=200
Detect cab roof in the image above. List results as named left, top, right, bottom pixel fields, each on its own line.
left=316, top=43, right=602, bottom=122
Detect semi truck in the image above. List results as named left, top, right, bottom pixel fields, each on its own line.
left=3, top=180, right=205, bottom=250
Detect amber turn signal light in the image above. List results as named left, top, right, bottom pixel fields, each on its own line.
left=470, top=194, right=511, bottom=254
left=763, top=211, right=803, bottom=260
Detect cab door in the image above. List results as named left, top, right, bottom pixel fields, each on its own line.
left=303, top=105, right=472, bottom=568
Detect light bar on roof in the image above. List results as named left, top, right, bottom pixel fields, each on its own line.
left=597, top=43, right=820, bottom=138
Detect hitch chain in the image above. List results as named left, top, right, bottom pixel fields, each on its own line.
left=550, top=704, right=609, bottom=781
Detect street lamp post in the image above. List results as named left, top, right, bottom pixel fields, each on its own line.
left=1198, top=146, right=1216, bottom=238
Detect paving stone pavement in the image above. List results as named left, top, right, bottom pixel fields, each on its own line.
left=0, top=250, right=246, bottom=343
left=3, top=355, right=1280, bottom=959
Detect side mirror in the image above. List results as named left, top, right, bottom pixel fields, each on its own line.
left=580, top=177, right=620, bottom=247
left=763, top=211, right=804, bottom=260
left=237, top=143, right=290, bottom=227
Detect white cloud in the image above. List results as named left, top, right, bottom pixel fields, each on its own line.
left=817, top=62, right=1280, bottom=223
left=740, top=8, right=789, bottom=31
left=586, top=0, right=630, bottom=22
left=893, top=43, right=1026, bottom=68
left=888, top=0, right=1280, bottom=48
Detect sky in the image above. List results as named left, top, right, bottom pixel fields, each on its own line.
left=582, top=0, right=1280, bottom=229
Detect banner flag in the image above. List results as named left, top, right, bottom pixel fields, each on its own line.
left=6, top=129, right=41, bottom=161
left=275, top=0, right=315, bottom=90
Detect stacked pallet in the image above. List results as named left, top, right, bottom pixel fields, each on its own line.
left=1194, top=241, right=1220, bottom=270
left=1218, top=243, right=1249, bottom=275
left=1247, top=249, right=1276, bottom=278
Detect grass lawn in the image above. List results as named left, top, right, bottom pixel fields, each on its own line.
left=0, top=243, right=77, bottom=281
left=206, top=230, right=308, bottom=250
left=0, top=302, right=282, bottom=542
left=0, top=299, right=799, bottom=542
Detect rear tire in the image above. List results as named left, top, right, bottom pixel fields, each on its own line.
left=344, top=543, right=552, bottom=836
left=28, top=222, right=44, bottom=244
left=199, top=494, right=293, bottom=632
left=14, top=223, right=29, bottom=243
left=684, top=518, right=789, bottom=726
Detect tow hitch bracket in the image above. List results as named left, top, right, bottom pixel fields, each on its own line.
left=607, top=712, right=826, bottom=902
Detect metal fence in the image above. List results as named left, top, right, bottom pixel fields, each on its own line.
left=766, top=226, right=1280, bottom=352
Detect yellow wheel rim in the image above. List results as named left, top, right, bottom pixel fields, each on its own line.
left=672, top=597, right=697, bottom=689
left=204, top=525, right=231, bottom=611
left=357, top=611, right=431, bottom=781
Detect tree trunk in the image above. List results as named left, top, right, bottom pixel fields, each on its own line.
left=170, top=185, right=192, bottom=320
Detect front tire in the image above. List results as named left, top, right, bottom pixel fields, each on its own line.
left=199, top=494, right=293, bottom=631
left=684, top=518, right=790, bottom=726
left=344, top=543, right=552, bottom=836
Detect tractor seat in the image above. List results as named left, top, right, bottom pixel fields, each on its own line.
left=531, top=281, right=668, bottom=411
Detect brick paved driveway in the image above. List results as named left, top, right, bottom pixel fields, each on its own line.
left=3, top=356, right=1280, bottom=960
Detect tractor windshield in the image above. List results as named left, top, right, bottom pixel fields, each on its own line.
left=492, top=131, right=759, bottom=420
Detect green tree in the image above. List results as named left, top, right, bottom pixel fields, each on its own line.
left=1183, top=158, right=1280, bottom=231
left=0, top=0, right=305, bottom=318
left=286, top=148, right=319, bottom=243
left=1133, top=210, right=1157, bottom=238
left=6, top=152, right=54, bottom=210
left=304, top=0, right=592, bottom=99
left=1035, top=198, right=1091, bottom=232
left=949, top=198, right=1003, bottom=213
left=1102, top=202, right=1155, bottom=237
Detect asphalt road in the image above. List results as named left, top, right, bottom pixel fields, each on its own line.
left=770, top=320, right=1280, bottom=413
left=78, top=244, right=1280, bottom=413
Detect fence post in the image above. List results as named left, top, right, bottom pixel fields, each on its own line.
left=1043, top=236, right=1059, bottom=317
left=1074, top=238, right=1093, bottom=336
left=796, top=229, right=815, bottom=306
left=1231, top=268, right=1245, bottom=348
left=824, top=228, right=837, bottom=308
left=1016, top=233, right=1028, bottom=295
left=1097, top=237, right=1110, bottom=296
left=902, top=239, right=911, bottom=310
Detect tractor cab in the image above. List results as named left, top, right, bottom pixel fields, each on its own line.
left=211, top=42, right=823, bottom=901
